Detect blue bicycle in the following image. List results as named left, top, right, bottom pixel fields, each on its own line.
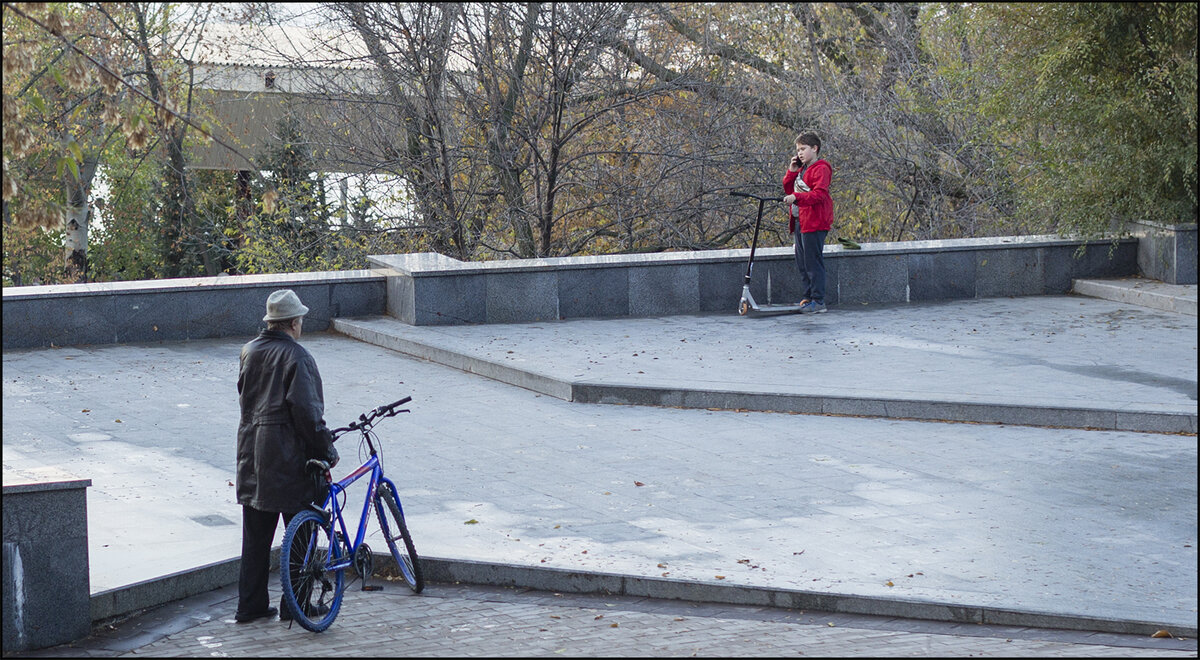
left=279, top=397, right=424, bottom=632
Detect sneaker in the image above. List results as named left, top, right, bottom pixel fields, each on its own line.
left=799, top=301, right=827, bottom=314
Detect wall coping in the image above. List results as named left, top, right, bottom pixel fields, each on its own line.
left=1, top=268, right=384, bottom=301
left=2, top=466, right=91, bottom=494
left=1127, top=219, right=1198, bottom=232
left=371, top=234, right=1135, bottom=277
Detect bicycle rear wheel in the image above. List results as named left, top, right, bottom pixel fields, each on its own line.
left=280, top=510, right=344, bottom=632
left=375, top=482, right=424, bottom=593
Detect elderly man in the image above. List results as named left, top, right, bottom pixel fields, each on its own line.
left=234, top=289, right=339, bottom=623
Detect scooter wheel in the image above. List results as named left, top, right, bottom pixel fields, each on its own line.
left=738, top=299, right=749, bottom=316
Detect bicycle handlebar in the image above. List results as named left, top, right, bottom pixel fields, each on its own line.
left=331, top=396, right=412, bottom=440
left=729, top=190, right=784, bottom=202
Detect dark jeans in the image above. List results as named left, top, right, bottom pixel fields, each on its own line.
left=793, top=229, right=828, bottom=303
left=237, top=505, right=294, bottom=616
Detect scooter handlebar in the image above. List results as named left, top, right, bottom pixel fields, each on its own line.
left=729, top=190, right=784, bottom=202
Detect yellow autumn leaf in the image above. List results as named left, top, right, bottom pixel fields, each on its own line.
left=464, top=519, right=479, bottom=525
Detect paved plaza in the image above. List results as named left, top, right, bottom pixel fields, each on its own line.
left=3, top=287, right=1197, bottom=655
left=19, top=579, right=1199, bottom=657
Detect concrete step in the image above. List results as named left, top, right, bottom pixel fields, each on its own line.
left=1072, top=277, right=1197, bottom=316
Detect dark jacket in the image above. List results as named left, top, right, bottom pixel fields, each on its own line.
left=236, top=329, right=339, bottom=514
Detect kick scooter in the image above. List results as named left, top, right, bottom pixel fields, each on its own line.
left=729, top=190, right=805, bottom=316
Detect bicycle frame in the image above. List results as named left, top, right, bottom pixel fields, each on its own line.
left=318, top=446, right=404, bottom=573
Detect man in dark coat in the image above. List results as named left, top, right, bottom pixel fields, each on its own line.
left=234, top=289, right=339, bottom=623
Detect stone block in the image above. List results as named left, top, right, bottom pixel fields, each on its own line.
left=559, top=267, right=629, bottom=319
left=328, top=279, right=386, bottom=321
left=699, top=260, right=749, bottom=313
left=838, top=253, right=908, bottom=304
left=629, top=265, right=699, bottom=316
left=976, top=248, right=1042, bottom=297
left=3, top=480, right=91, bottom=653
left=1043, top=241, right=1138, bottom=293
left=486, top=271, right=559, bottom=323
left=386, top=274, right=416, bottom=324
left=413, top=274, right=486, bottom=325
left=908, top=251, right=976, bottom=301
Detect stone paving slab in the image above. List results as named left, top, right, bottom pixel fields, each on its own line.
left=333, top=294, right=1197, bottom=433
left=3, top=292, right=1196, bottom=636
left=14, top=576, right=1197, bottom=657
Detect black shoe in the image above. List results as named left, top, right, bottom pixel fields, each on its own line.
left=235, top=606, right=277, bottom=623
left=279, top=602, right=329, bottom=621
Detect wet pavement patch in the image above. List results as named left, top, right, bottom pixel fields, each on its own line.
left=190, top=515, right=235, bottom=527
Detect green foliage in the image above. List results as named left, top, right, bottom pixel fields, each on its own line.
left=1, top=224, right=63, bottom=286
left=972, top=3, right=1197, bottom=234
left=231, top=116, right=381, bottom=274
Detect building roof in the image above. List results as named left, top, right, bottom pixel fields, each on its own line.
left=182, top=20, right=373, bottom=70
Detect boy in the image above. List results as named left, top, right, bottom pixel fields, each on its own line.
left=782, top=132, right=833, bottom=313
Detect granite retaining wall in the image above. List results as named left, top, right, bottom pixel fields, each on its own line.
left=3, top=235, right=1140, bottom=348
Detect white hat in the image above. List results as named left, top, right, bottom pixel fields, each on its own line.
left=263, top=289, right=309, bottom=322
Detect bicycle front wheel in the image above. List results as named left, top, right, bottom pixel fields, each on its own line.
left=375, top=482, right=424, bottom=593
left=280, top=510, right=345, bottom=632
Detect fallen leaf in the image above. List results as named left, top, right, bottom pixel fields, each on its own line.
left=554, top=524, right=561, bottom=529
left=827, top=622, right=835, bottom=627
left=1151, top=630, right=1173, bottom=639
left=549, top=615, right=561, bottom=619
left=657, top=563, right=668, bottom=568
left=464, top=519, right=479, bottom=525
left=610, top=623, right=619, bottom=628
left=634, top=481, right=645, bottom=487
left=714, top=575, right=725, bottom=580
left=885, top=581, right=894, bottom=587
left=115, top=419, right=123, bottom=423
left=594, top=614, right=604, bottom=620
left=81, top=409, right=90, bottom=413
left=581, top=550, right=588, bottom=554
left=738, top=559, right=750, bottom=564
left=661, top=572, right=669, bottom=577
left=227, top=481, right=234, bottom=487
left=674, top=617, right=684, bottom=622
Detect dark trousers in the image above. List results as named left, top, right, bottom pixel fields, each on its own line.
left=237, top=505, right=293, bottom=616
left=793, top=229, right=828, bottom=303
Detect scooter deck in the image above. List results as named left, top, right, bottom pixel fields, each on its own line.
left=739, top=301, right=805, bottom=316
left=738, top=287, right=805, bottom=316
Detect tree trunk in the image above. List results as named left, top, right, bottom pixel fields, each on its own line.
left=63, top=158, right=100, bottom=283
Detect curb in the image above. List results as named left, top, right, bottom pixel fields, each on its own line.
left=1072, top=278, right=1197, bottom=316
left=331, top=318, right=1198, bottom=434
left=88, top=553, right=1197, bottom=640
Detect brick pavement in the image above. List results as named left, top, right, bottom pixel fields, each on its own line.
left=25, top=578, right=1197, bottom=658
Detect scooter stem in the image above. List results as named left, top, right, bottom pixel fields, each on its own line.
left=745, top=197, right=765, bottom=284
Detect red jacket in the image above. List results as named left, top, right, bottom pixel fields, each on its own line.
left=782, top=159, right=833, bottom=234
